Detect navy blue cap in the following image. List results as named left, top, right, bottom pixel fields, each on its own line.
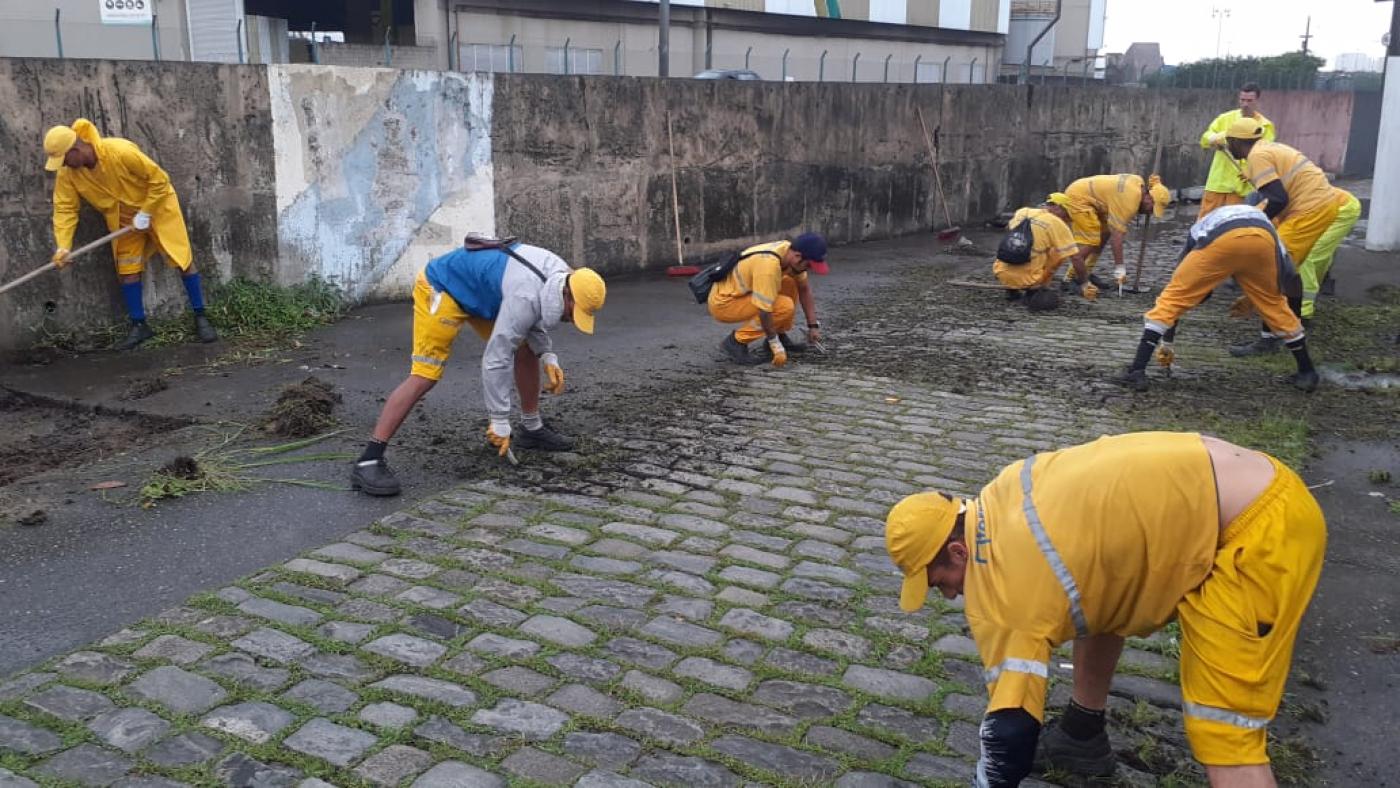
left=791, top=232, right=829, bottom=273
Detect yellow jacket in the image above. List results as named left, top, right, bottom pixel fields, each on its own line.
left=1200, top=110, right=1275, bottom=196
left=710, top=240, right=806, bottom=313
left=966, top=432, right=1219, bottom=721
left=51, top=118, right=189, bottom=265
left=993, top=207, right=1078, bottom=289
left=1064, top=174, right=1144, bottom=235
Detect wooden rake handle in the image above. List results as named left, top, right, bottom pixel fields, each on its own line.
left=0, top=226, right=134, bottom=296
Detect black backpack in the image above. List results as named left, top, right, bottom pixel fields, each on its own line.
left=996, top=219, right=1034, bottom=265
left=687, top=249, right=782, bottom=304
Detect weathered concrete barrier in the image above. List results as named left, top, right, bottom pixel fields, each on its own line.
left=0, top=57, right=1360, bottom=349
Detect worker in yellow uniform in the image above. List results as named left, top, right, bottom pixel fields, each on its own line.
left=1225, top=118, right=1340, bottom=356
left=992, top=195, right=1093, bottom=311
left=1059, top=173, right=1172, bottom=287
left=1297, top=188, right=1361, bottom=322
left=1198, top=82, right=1275, bottom=219
left=886, top=431, right=1326, bottom=788
left=709, top=233, right=828, bottom=366
left=43, top=118, right=217, bottom=350
left=1113, top=204, right=1317, bottom=392
left=350, top=235, right=606, bottom=496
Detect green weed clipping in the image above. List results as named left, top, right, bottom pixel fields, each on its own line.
left=139, top=426, right=352, bottom=507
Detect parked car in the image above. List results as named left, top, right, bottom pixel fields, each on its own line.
left=693, top=69, right=762, bottom=80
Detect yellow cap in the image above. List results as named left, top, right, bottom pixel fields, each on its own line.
left=1225, top=117, right=1265, bottom=141
left=43, top=125, right=77, bottom=171
left=1147, top=175, right=1171, bottom=218
left=1046, top=192, right=1072, bottom=209
left=568, top=268, right=606, bottom=334
left=886, top=492, right=962, bottom=612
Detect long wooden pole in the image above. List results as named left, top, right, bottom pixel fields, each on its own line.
left=1130, top=102, right=1166, bottom=293
left=915, top=105, right=957, bottom=233
left=0, top=227, right=133, bottom=296
left=665, top=110, right=684, bottom=267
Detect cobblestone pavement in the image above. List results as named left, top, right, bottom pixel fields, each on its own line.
left=1, top=221, right=1320, bottom=788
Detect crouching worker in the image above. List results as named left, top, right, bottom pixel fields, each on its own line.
left=886, top=431, right=1326, bottom=787
left=994, top=195, right=1094, bottom=311
left=351, top=235, right=606, bottom=496
left=44, top=119, right=217, bottom=350
left=710, top=233, right=828, bottom=366
left=1114, top=204, right=1317, bottom=393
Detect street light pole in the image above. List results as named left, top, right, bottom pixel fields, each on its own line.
left=658, top=0, right=670, bottom=77
left=1212, top=5, right=1230, bottom=59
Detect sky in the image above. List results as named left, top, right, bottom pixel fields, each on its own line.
left=1101, top=0, right=1394, bottom=67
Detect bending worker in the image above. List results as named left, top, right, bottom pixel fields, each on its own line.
left=351, top=236, right=606, bottom=496
left=1057, top=173, right=1172, bottom=288
left=44, top=118, right=217, bottom=350
left=1296, top=188, right=1361, bottom=324
left=1198, top=82, right=1275, bottom=219
left=710, top=232, right=828, bottom=366
left=1114, top=204, right=1317, bottom=393
left=1225, top=118, right=1343, bottom=356
left=993, top=195, right=1093, bottom=311
left=886, top=431, right=1325, bottom=788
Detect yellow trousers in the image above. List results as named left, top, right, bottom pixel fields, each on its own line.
left=1176, top=457, right=1325, bottom=765
left=709, top=276, right=797, bottom=344
left=410, top=270, right=494, bottom=381
left=1145, top=227, right=1301, bottom=339
left=1276, top=199, right=1340, bottom=269
left=1298, top=191, right=1360, bottom=318
left=112, top=205, right=194, bottom=277
left=1196, top=190, right=1245, bottom=221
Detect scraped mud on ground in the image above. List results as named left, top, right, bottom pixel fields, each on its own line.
left=119, top=376, right=168, bottom=401
left=0, top=390, right=183, bottom=487
left=158, top=454, right=202, bottom=480
left=262, top=376, right=341, bottom=437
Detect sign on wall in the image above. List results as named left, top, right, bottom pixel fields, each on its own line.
left=100, top=0, right=154, bottom=25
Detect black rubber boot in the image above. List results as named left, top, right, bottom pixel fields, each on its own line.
left=1287, top=369, right=1320, bottom=392
left=1088, top=272, right=1115, bottom=290
left=778, top=333, right=807, bottom=354
left=514, top=422, right=575, bottom=452
left=1034, top=722, right=1116, bottom=780
left=721, top=333, right=761, bottom=365
left=1229, top=336, right=1283, bottom=357
left=115, top=321, right=155, bottom=351
left=1112, top=367, right=1149, bottom=392
left=350, top=459, right=401, bottom=496
left=194, top=313, right=218, bottom=343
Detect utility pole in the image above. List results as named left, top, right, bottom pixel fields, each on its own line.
left=1299, top=16, right=1312, bottom=55
left=658, top=0, right=670, bottom=77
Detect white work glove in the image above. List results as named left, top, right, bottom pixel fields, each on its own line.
left=51, top=248, right=71, bottom=269
left=540, top=352, right=565, bottom=395
left=1207, top=132, right=1226, bottom=149
left=486, top=420, right=511, bottom=457
left=767, top=337, right=788, bottom=368
left=132, top=211, right=152, bottom=231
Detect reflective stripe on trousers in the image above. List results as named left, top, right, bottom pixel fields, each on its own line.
left=1020, top=454, right=1090, bottom=638
left=982, top=656, right=1049, bottom=685
left=1184, top=700, right=1271, bottom=730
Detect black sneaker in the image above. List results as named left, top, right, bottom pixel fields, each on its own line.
left=778, top=333, right=807, bottom=354
left=1320, top=271, right=1336, bottom=296
left=514, top=422, right=575, bottom=452
left=1034, top=723, right=1116, bottom=779
left=115, top=321, right=155, bottom=351
left=1287, top=369, right=1320, bottom=392
left=351, top=459, right=401, bottom=496
left=1006, top=289, right=1025, bottom=301
left=1229, top=336, right=1282, bottom=357
left=721, top=333, right=762, bottom=366
left=194, top=313, right=218, bottom=343
left=1112, top=367, right=1149, bottom=392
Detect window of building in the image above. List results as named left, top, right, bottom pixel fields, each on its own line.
left=546, top=47, right=603, bottom=75
left=463, top=43, right=522, bottom=72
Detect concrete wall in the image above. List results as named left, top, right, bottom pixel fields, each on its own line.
left=0, top=58, right=275, bottom=350
left=268, top=66, right=495, bottom=302
left=489, top=79, right=1264, bottom=271
left=0, top=55, right=1366, bottom=348
left=1259, top=89, right=1354, bottom=174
